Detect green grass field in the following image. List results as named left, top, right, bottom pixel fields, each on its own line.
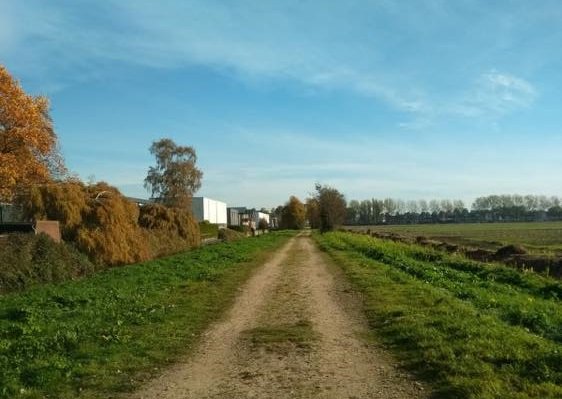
left=316, top=231, right=562, bottom=399
left=350, top=222, right=562, bottom=255
left=0, top=231, right=294, bottom=399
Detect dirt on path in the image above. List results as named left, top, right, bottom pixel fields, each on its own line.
left=128, top=233, right=427, bottom=399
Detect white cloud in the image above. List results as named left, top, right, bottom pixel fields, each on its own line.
left=456, top=70, right=537, bottom=116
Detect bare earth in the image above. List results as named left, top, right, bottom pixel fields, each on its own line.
left=128, top=233, right=428, bottom=399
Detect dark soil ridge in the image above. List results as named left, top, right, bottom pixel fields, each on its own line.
left=346, top=229, right=562, bottom=279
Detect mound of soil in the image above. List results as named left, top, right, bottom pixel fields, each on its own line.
left=464, top=248, right=495, bottom=262
left=218, top=228, right=246, bottom=242
left=506, top=254, right=553, bottom=274
left=494, top=244, right=527, bottom=260
left=438, top=243, right=459, bottom=253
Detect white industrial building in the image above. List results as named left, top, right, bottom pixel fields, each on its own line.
left=257, top=211, right=270, bottom=226
left=230, top=207, right=270, bottom=229
left=192, top=197, right=227, bottom=225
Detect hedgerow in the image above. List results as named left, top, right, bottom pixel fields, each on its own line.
left=18, top=181, right=200, bottom=266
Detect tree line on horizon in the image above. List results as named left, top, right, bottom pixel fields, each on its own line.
left=346, top=194, right=562, bottom=225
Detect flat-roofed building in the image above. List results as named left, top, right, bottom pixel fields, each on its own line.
left=192, top=197, right=227, bottom=225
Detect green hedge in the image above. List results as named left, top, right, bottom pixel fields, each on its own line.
left=0, top=234, right=96, bottom=294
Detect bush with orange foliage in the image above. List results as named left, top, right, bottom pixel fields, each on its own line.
left=139, top=203, right=200, bottom=258
left=22, top=181, right=199, bottom=266
left=0, top=65, right=66, bottom=202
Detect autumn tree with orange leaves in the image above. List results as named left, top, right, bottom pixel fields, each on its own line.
left=0, top=65, right=65, bottom=202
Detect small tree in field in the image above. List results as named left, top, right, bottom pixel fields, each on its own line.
left=314, top=184, right=346, bottom=233
left=144, top=138, right=203, bottom=208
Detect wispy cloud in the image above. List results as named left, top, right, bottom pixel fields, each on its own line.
left=454, top=70, right=537, bottom=117
left=2, top=1, right=547, bottom=126
left=0, top=1, right=431, bottom=113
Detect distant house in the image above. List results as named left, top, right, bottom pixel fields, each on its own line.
left=230, top=207, right=270, bottom=230
left=192, top=197, right=227, bottom=225
left=257, top=210, right=270, bottom=227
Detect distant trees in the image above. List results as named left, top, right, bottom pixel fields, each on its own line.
left=0, top=65, right=66, bottom=202
left=280, top=196, right=306, bottom=229
left=344, top=194, right=562, bottom=225
left=470, top=194, right=562, bottom=222
left=471, top=194, right=560, bottom=213
left=314, top=184, right=346, bottom=232
left=144, top=138, right=203, bottom=208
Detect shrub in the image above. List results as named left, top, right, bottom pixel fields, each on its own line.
left=22, top=181, right=89, bottom=240
left=0, top=233, right=96, bottom=293
left=21, top=181, right=199, bottom=266
left=218, top=228, right=245, bottom=242
left=140, top=204, right=200, bottom=257
left=76, top=183, right=149, bottom=265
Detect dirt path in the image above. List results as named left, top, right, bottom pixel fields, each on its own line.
left=128, top=234, right=427, bottom=399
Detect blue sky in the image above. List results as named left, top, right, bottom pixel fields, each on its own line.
left=2, top=1, right=562, bottom=208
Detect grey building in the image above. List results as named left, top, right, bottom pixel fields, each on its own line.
left=227, top=208, right=241, bottom=227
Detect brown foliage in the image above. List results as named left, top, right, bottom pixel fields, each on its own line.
left=139, top=203, right=200, bottom=257
left=218, top=227, right=245, bottom=242
left=77, top=183, right=149, bottom=265
left=0, top=65, right=66, bottom=202
left=22, top=181, right=199, bottom=266
left=22, top=181, right=88, bottom=239
left=281, top=195, right=306, bottom=229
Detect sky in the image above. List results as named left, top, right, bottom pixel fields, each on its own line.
left=1, top=0, right=562, bottom=209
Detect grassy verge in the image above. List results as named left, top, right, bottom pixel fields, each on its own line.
left=315, top=232, right=562, bottom=399
left=0, top=234, right=98, bottom=294
left=0, top=231, right=294, bottom=399
left=199, top=221, right=219, bottom=239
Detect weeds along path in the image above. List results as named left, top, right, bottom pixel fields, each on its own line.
left=128, top=233, right=425, bottom=399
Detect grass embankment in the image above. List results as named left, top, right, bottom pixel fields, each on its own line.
left=0, top=234, right=97, bottom=294
left=0, top=231, right=294, bottom=399
left=199, top=221, right=219, bottom=239
left=315, top=232, right=562, bottom=399
left=354, top=222, right=562, bottom=255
